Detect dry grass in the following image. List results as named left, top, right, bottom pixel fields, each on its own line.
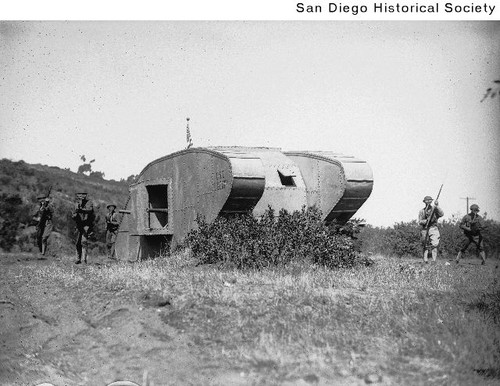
left=34, top=252, right=500, bottom=385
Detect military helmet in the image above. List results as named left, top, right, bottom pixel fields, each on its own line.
left=423, top=196, right=433, bottom=202
left=470, top=204, right=479, bottom=211
left=37, top=195, right=47, bottom=201
left=107, top=204, right=117, bottom=209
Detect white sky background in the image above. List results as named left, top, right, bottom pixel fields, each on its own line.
left=1, top=21, right=499, bottom=226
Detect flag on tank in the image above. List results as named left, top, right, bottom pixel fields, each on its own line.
left=186, top=118, right=193, bottom=149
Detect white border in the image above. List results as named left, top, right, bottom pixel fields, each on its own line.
left=2, top=0, right=500, bottom=21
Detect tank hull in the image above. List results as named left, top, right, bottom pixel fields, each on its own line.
left=285, top=151, right=373, bottom=224
left=115, top=146, right=373, bottom=261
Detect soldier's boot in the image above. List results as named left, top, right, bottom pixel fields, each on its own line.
left=41, top=242, right=47, bottom=256
left=431, top=249, right=437, bottom=262
left=423, top=250, right=429, bottom=263
left=38, top=244, right=45, bottom=260
left=75, top=255, right=82, bottom=264
left=83, top=248, right=88, bottom=264
left=480, top=251, right=486, bottom=265
left=455, top=251, right=462, bottom=264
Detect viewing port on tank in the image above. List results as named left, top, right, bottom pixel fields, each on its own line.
left=146, top=184, right=169, bottom=228
left=277, top=169, right=296, bottom=187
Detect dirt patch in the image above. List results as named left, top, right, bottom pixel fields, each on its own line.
left=5, top=252, right=494, bottom=385
left=0, top=253, right=247, bottom=386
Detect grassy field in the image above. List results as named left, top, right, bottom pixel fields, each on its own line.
left=28, top=252, right=500, bottom=385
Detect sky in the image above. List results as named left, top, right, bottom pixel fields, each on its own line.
left=1, top=20, right=499, bottom=226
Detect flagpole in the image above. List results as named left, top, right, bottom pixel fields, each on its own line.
left=186, top=117, right=193, bottom=149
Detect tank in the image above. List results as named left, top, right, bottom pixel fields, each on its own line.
left=115, top=146, right=373, bottom=261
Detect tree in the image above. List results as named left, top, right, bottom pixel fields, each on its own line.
left=121, top=174, right=138, bottom=184
left=89, top=171, right=105, bottom=180
left=77, top=154, right=96, bottom=175
left=77, top=155, right=105, bottom=179
left=481, top=80, right=500, bottom=102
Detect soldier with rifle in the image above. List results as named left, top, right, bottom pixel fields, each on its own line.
left=456, top=204, right=486, bottom=265
left=418, top=191, right=444, bottom=263
left=105, top=203, right=120, bottom=260
left=71, top=192, right=95, bottom=264
left=33, top=190, right=54, bottom=258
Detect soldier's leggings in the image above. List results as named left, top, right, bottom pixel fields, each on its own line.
left=460, top=234, right=484, bottom=253
left=421, top=227, right=440, bottom=251
left=76, top=226, right=91, bottom=256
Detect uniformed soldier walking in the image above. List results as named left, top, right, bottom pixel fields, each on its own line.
left=71, top=192, right=94, bottom=264
left=456, top=204, right=487, bottom=265
left=34, top=195, right=54, bottom=258
left=105, top=204, right=120, bottom=260
left=418, top=195, right=444, bottom=263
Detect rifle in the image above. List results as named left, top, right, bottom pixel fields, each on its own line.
left=39, top=186, right=52, bottom=220
left=470, top=212, right=478, bottom=233
left=423, top=184, right=443, bottom=248
left=30, top=186, right=52, bottom=227
left=42, top=186, right=52, bottom=205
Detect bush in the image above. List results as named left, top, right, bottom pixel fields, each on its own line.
left=358, top=217, right=500, bottom=259
left=483, top=219, right=500, bottom=259
left=0, top=193, right=31, bottom=252
left=186, top=206, right=369, bottom=270
left=438, top=219, right=464, bottom=258
left=390, top=221, right=423, bottom=257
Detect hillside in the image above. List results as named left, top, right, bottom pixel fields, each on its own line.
left=0, top=158, right=130, bottom=254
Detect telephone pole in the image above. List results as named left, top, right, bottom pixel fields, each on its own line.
left=460, top=196, right=476, bottom=214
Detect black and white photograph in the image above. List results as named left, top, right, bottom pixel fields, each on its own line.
left=1, top=4, right=499, bottom=385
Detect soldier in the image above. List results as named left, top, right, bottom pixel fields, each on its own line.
left=418, top=195, right=444, bottom=263
left=34, top=195, right=54, bottom=258
left=105, top=204, right=120, bottom=260
left=71, top=192, right=94, bottom=264
left=456, top=204, right=486, bottom=265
